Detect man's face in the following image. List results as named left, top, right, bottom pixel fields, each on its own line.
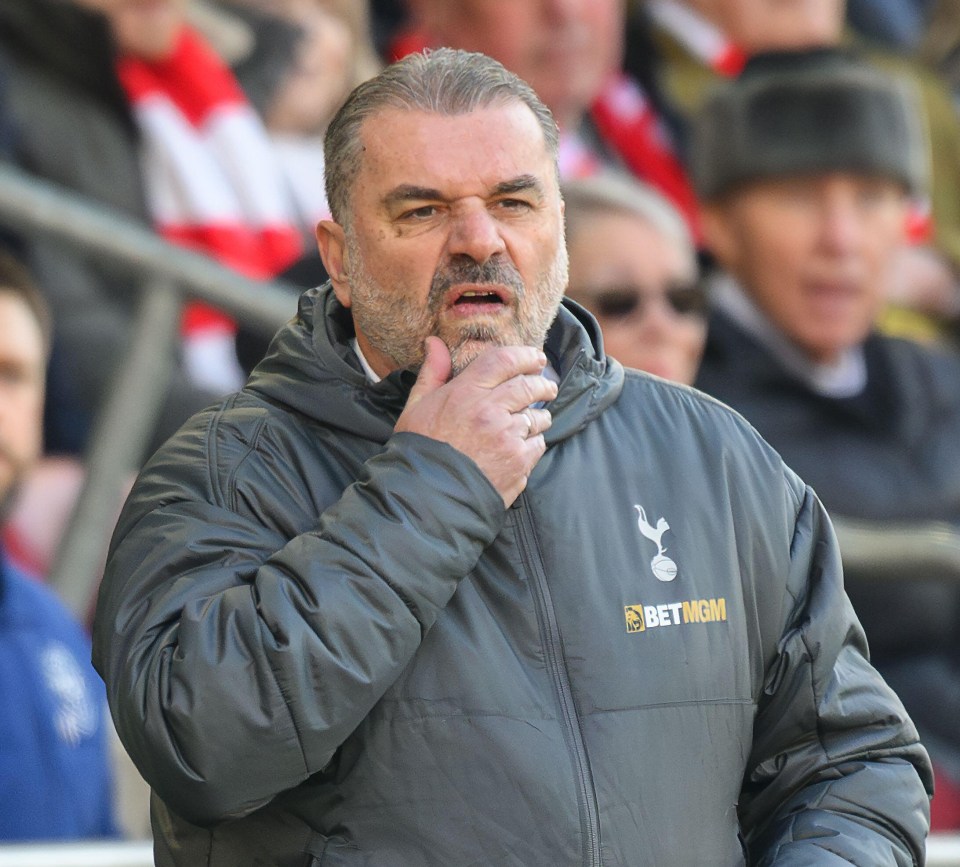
left=703, top=173, right=908, bottom=363
left=0, top=293, right=45, bottom=513
left=318, top=103, right=568, bottom=377
left=409, top=0, right=626, bottom=129
left=566, top=211, right=705, bottom=385
left=686, top=0, right=844, bottom=51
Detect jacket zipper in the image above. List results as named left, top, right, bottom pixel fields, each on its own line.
left=512, top=495, right=602, bottom=867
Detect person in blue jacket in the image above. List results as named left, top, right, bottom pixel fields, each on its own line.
left=0, top=251, right=117, bottom=841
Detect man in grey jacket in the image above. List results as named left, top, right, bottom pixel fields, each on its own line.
left=93, top=47, right=932, bottom=865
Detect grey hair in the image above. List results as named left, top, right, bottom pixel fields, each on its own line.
left=562, top=170, right=696, bottom=269
left=324, top=47, right=560, bottom=225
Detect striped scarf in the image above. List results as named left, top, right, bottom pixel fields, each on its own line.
left=117, top=28, right=302, bottom=387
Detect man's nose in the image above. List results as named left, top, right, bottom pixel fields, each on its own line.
left=446, top=205, right=507, bottom=263
left=820, top=198, right=864, bottom=254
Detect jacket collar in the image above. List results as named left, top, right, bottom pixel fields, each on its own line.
left=246, top=283, right=624, bottom=446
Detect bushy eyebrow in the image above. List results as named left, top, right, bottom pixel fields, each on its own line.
left=382, top=175, right=545, bottom=209
left=383, top=185, right=443, bottom=208
left=490, top=175, right=544, bottom=199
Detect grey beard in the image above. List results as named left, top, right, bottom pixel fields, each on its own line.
left=345, top=239, right=568, bottom=376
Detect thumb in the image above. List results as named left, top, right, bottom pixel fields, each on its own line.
left=406, top=337, right=452, bottom=408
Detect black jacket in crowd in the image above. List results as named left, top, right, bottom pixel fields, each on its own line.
left=696, top=306, right=960, bottom=786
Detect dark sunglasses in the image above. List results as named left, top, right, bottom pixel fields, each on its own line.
left=576, top=282, right=708, bottom=320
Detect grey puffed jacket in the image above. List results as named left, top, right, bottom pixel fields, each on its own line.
left=93, top=284, right=932, bottom=866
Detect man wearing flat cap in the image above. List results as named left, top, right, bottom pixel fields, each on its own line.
left=692, top=46, right=960, bottom=828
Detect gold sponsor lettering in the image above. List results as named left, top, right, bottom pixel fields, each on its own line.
left=710, top=597, right=726, bottom=622
left=628, top=599, right=727, bottom=633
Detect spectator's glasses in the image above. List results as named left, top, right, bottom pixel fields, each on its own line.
left=576, top=282, right=708, bottom=321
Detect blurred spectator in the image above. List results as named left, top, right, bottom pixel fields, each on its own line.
left=395, top=0, right=702, bottom=238
left=104, top=0, right=304, bottom=393
left=690, top=48, right=960, bottom=829
left=563, top=171, right=705, bottom=383
left=0, top=0, right=222, bottom=454
left=215, top=0, right=385, bottom=372
left=225, top=0, right=382, bottom=237
left=0, top=252, right=117, bottom=842
left=0, top=0, right=308, bottom=455
left=644, top=0, right=960, bottom=339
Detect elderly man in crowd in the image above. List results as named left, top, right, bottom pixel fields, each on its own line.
left=691, top=46, right=960, bottom=829
left=94, top=48, right=930, bottom=865
left=645, top=0, right=960, bottom=337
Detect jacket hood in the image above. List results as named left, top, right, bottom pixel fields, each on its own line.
left=246, top=283, right=624, bottom=445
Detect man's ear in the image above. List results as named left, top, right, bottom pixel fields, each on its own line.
left=316, top=220, right=351, bottom=307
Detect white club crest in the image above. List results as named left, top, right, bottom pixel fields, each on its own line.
left=40, top=642, right=96, bottom=747
left=635, top=505, right=678, bottom=582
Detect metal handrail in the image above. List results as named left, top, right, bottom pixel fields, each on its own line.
left=48, top=280, right=182, bottom=615
left=0, top=161, right=301, bottom=616
left=0, top=162, right=295, bottom=336
left=833, top=516, right=960, bottom=584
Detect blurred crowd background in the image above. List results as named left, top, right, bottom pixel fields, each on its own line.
left=1, top=0, right=959, bottom=847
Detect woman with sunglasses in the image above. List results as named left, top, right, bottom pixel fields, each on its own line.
left=563, top=171, right=707, bottom=385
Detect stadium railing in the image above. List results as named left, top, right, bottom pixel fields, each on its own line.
left=0, top=161, right=298, bottom=617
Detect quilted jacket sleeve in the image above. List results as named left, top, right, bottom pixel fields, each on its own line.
left=92, top=420, right=505, bottom=827
left=740, top=481, right=934, bottom=865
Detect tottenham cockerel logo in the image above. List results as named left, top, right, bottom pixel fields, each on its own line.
left=634, top=505, right=678, bottom=582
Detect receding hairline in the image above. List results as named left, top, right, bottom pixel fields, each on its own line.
left=354, top=98, right=557, bottom=161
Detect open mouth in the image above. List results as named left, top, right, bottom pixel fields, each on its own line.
left=454, top=289, right=505, bottom=306
left=445, top=285, right=511, bottom=317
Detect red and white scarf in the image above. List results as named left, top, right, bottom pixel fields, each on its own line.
left=588, top=74, right=702, bottom=242
left=117, top=28, right=302, bottom=386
